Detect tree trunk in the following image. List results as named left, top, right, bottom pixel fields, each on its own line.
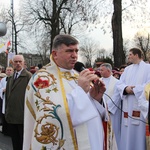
left=112, top=0, right=125, bottom=68
left=13, top=21, right=18, bottom=54
left=50, top=0, right=62, bottom=54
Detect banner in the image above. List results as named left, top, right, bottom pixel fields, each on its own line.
left=7, top=52, right=15, bottom=67
left=0, top=40, right=11, bottom=54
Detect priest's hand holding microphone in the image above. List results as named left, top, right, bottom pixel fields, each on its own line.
left=77, top=68, right=106, bottom=103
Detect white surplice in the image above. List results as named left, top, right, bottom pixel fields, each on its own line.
left=101, top=75, right=119, bottom=150
left=138, top=86, right=149, bottom=119
left=138, top=83, right=150, bottom=150
left=0, top=77, right=7, bottom=114
left=108, top=61, right=150, bottom=150
left=60, top=68, right=107, bottom=150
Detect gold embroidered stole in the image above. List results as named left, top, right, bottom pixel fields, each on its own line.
left=144, top=83, right=150, bottom=149
left=60, top=69, right=91, bottom=150
left=107, top=79, right=118, bottom=150
left=26, top=56, right=78, bottom=150
left=145, top=83, right=150, bottom=150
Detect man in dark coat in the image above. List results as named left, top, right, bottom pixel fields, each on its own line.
left=5, top=55, right=32, bottom=150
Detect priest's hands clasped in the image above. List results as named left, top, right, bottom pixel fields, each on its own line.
left=78, top=69, right=106, bottom=102
left=125, top=86, right=135, bottom=94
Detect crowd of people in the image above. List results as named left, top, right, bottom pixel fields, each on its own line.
left=0, top=34, right=150, bottom=150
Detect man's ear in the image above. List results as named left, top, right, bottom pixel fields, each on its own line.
left=52, top=50, right=57, bottom=57
left=52, top=50, right=57, bottom=58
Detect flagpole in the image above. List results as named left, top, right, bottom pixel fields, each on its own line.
left=11, top=0, right=14, bottom=53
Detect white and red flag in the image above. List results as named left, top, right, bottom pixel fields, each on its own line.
left=0, top=40, right=11, bottom=54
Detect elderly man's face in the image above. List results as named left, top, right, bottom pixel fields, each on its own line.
left=52, top=44, right=79, bottom=70
left=99, top=66, right=111, bottom=78
left=13, top=56, right=24, bottom=71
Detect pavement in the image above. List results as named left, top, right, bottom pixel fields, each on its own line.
left=0, top=126, right=13, bottom=150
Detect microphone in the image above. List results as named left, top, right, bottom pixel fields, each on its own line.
left=74, top=61, right=85, bottom=72
left=80, top=66, right=86, bottom=71
left=78, top=66, right=102, bottom=93
left=80, top=66, right=99, bottom=84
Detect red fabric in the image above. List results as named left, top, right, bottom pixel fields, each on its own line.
left=103, top=121, right=107, bottom=150
left=30, top=69, right=36, bottom=74
left=146, top=125, right=150, bottom=136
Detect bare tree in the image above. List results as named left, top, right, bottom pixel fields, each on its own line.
left=0, top=4, right=25, bottom=54
left=20, top=0, right=80, bottom=52
left=20, top=0, right=103, bottom=54
left=100, top=0, right=149, bottom=67
left=122, top=38, right=131, bottom=62
left=134, top=32, right=150, bottom=60
left=8, top=13, right=25, bottom=54
left=36, top=35, right=50, bottom=65
left=79, top=38, right=101, bottom=67
left=8, top=0, right=149, bottom=66
left=112, top=0, right=125, bottom=67
left=97, top=48, right=107, bottom=58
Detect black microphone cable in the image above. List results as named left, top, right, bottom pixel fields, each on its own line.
left=103, top=92, right=148, bottom=124
left=79, top=66, right=148, bottom=124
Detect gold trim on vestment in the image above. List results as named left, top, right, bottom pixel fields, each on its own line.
left=26, top=98, right=36, bottom=120
left=145, top=83, right=150, bottom=100
left=144, top=83, right=150, bottom=150
left=56, top=64, right=78, bottom=150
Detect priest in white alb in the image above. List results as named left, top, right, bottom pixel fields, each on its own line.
left=23, top=34, right=108, bottom=150
left=108, top=48, right=150, bottom=150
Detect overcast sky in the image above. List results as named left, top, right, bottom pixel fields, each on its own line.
left=1, top=0, right=150, bottom=56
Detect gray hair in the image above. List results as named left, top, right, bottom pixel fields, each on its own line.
left=100, top=63, right=112, bottom=71
left=12, top=55, right=25, bottom=62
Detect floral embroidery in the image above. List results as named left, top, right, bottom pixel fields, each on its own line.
left=31, top=70, right=65, bottom=149
left=34, top=77, right=50, bottom=89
